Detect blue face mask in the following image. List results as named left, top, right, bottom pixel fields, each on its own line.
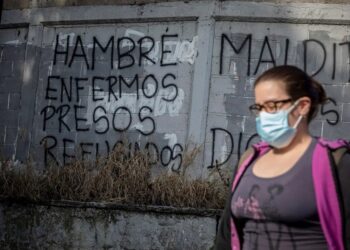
left=256, top=100, right=303, bottom=149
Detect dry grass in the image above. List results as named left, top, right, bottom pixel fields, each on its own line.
left=0, top=144, right=228, bottom=209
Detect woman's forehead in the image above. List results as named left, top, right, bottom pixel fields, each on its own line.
left=254, top=80, right=288, bottom=102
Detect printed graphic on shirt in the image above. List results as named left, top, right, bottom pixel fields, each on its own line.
left=232, top=184, right=284, bottom=220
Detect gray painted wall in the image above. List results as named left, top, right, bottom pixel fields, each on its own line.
left=1, top=1, right=350, bottom=177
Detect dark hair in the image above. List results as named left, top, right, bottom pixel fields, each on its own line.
left=254, top=65, right=327, bottom=122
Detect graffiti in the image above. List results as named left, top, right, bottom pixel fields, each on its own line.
left=53, top=32, right=198, bottom=69
left=303, top=39, right=326, bottom=77
left=211, top=32, right=347, bottom=169
left=122, top=29, right=198, bottom=65
left=321, top=97, right=340, bottom=125
left=207, top=128, right=234, bottom=169
left=36, top=28, right=348, bottom=172
left=40, top=135, right=183, bottom=170
left=220, top=34, right=350, bottom=81
left=42, top=73, right=181, bottom=132
left=39, top=31, right=196, bottom=169
left=220, top=34, right=252, bottom=76
left=207, top=129, right=259, bottom=169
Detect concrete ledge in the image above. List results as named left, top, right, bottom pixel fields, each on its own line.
left=3, top=0, right=185, bottom=10
left=41, top=16, right=198, bottom=26
left=214, top=16, right=350, bottom=25
left=15, top=199, right=223, bottom=217
left=3, top=0, right=350, bottom=11
left=2, top=1, right=350, bottom=26
left=0, top=200, right=220, bottom=249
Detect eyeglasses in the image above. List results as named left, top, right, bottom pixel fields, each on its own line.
left=249, top=98, right=293, bottom=116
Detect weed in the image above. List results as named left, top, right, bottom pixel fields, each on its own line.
left=0, top=143, right=228, bottom=209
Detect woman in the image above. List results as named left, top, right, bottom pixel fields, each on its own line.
left=214, top=65, right=350, bottom=250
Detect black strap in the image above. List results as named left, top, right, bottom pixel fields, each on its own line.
left=332, top=147, right=348, bottom=167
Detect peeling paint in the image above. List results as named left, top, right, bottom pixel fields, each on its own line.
left=5, top=40, right=19, bottom=45
left=122, top=28, right=198, bottom=65
left=164, top=133, right=177, bottom=147
left=55, top=32, right=76, bottom=48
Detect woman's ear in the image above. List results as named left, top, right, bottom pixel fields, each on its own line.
left=297, top=96, right=311, bottom=116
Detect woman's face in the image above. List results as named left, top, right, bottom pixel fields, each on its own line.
left=254, top=79, right=300, bottom=126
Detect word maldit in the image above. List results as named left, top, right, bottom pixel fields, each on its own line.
left=220, top=34, right=350, bottom=81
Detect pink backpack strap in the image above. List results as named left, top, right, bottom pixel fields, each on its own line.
left=252, top=141, right=270, bottom=151
left=317, top=138, right=350, bottom=150
left=313, top=138, right=349, bottom=250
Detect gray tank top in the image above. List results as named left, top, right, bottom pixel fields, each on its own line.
left=231, top=138, right=328, bottom=250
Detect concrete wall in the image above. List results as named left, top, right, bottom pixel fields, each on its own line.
left=1, top=1, right=350, bottom=177
left=0, top=201, right=219, bottom=249
left=3, top=0, right=350, bottom=10
left=0, top=28, right=27, bottom=157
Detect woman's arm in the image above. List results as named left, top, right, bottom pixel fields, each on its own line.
left=213, top=189, right=232, bottom=250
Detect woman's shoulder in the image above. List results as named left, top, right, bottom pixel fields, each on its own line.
left=311, top=137, right=350, bottom=166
